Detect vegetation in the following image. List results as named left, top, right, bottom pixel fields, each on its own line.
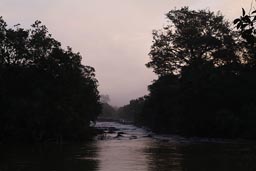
left=122, top=7, right=256, bottom=139
left=98, top=95, right=117, bottom=119
left=116, top=97, right=145, bottom=122
left=99, top=103, right=117, bottom=119
left=234, top=8, right=256, bottom=46
left=0, top=17, right=101, bottom=142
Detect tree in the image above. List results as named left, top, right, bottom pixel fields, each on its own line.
left=117, top=97, right=145, bottom=122
left=0, top=17, right=101, bottom=142
left=146, top=7, right=241, bottom=77
left=140, top=7, right=256, bottom=139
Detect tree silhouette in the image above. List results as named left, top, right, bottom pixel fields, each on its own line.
left=234, top=8, right=256, bottom=46
left=147, top=7, right=241, bottom=77
left=0, top=17, right=101, bottom=142
left=138, top=7, right=256, bottom=139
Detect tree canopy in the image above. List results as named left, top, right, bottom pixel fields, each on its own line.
left=0, top=17, right=101, bottom=142
left=135, top=7, right=256, bottom=139
left=147, top=7, right=242, bottom=76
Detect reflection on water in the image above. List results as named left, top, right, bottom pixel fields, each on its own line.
left=0, top=142, right=99, bottom=171
left=145, top=141, right=184, bottom=171
left=184, top=143, right=256, bottom=171
left=1, top=122, right=256, bottom=171
left=145, top=141, right=256, bottom=171
left=96, top=140, right=149, bottom=171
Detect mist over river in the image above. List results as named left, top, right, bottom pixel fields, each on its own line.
left=1, top=122, right=256, bottom=171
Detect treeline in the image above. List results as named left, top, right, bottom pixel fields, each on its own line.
left=99, top=97, right=144, bottom=122
left=99, top=103, right=117, bottom=119
left=117, top=97, right=145, bottom=122
left=120, top=7, right=256, bottom=139
left=0, top=18, right=101, bottom=142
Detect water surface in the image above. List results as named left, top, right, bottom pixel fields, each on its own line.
left=1, top=121, right=256, bottom=171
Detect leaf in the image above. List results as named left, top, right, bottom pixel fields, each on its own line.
left=233, top=18, right=240, bottom=24
left=236, top=22, right=241, bottom=29
left=243, top=15, right=251, bottom=23
left=242, top=8, right=246, bottom=16
left=241, top=23, right=247, bottom=29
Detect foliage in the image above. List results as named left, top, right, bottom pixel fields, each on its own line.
left=140, top=7, right=256, bottom=139
left=0, top=17, right=101, bottom=142
left=99, top=103, right=117, bottom=119
left=234, top=8, right=256, bottom=46
left=146, top=7, right=241, bottom=76
left=117, top=97, right=145, bottom=122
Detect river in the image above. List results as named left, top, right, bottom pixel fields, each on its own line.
left=1, top=121, right=256, bottom=171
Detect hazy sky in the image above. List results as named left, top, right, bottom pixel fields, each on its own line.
left=0, top=0, right=253, bottom=106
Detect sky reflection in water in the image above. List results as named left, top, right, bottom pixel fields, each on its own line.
left=1, top=122, right=256, bottom=171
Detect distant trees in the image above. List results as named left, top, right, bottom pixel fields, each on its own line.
left=137, top=7, right=256, bottom=139
left=98, top=95, right=145, bottom=122
left=99, top=95, right=117, bottom=119
left=117, top=97, right=145, bottom=122
left=100, top=103, right=117, bottom=119
left=0, top=17, right=101, bottom=142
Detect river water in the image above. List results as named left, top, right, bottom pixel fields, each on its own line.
left=1, top=121, right=256, bottom=171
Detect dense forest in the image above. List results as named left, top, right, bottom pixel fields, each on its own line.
left=0, top=17, right=101, bottom=142
left=119, top=7, right=256, bottom=139
left=2, top=5, right=256, bottom=142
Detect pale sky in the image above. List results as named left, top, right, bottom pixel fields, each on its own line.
left=0, top=0, right=253, bottom=106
